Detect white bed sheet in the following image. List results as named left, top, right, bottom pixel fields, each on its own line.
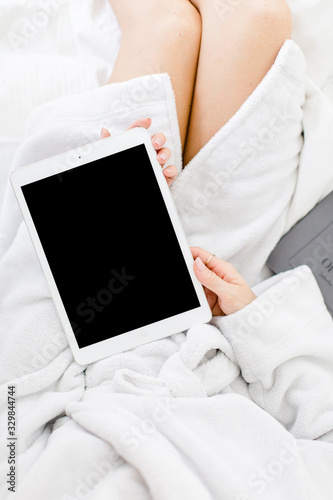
left=0, top=0, right=333, bottom=212
left=0, top=0, right=119, bottom=213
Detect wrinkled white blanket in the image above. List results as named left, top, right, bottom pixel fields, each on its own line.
left=1, top=261, right=333, bottom=499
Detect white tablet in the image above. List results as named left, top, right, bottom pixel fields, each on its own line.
left=11, top=127, right=212, bottom=365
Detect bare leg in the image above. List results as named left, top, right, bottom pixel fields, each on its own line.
left=184, top=0, right=292, bottom=165
left=108, top=0, right=201, bottom=150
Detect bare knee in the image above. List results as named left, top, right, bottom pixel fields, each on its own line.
left=112, top=0, right=201, bottom=46
left=167, top=1, right=202, bottom=45
left=250, top=0, right=292, bottom=43
left=196, top=0, right=291, bottom=43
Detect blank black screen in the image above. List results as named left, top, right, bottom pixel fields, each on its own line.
left=22, top=144, right=200, bottom=348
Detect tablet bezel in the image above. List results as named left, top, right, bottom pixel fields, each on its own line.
left=11, top=127, right=212, bottom=365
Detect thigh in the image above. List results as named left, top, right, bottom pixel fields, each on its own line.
left=184, top=0, right=292, bottom=164
left=108, top=0, right=202, bottom=152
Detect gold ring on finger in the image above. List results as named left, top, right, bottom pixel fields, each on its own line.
left=205, top=254, right=215, bottom=266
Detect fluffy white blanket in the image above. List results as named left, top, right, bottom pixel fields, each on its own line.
left=1, top=2, right=333, bottom=499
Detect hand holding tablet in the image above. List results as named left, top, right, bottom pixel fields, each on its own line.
left=100, top=117, right=179, bottom=187
left=11, top=125, right=212, bottom=365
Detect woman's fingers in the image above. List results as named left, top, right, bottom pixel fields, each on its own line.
left=152, top=133, right=166, bottom=150
left=128, top=121, right=176, bottom=184
left=193, top=257, right=256, bottom=316
left=127, top=117, right=152, bottom=130
left=100, top=127, right=111, bottom=139
left=157, top=147, right=170, bottom=165
left=193, top=256, right=230, bottom=300
left=191, top=247, right=242, bottom=284
left=163, top=165, right=178, bottom=187
left=191, top=247, right=257, bottom=316
left=127, top=122, right=167, bottom=155
left=101, top=118, right=151, bottom=140
left=100, top=118, right=178, bottom=186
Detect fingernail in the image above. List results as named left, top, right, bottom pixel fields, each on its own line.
left=195, top=257, right=206, bottom=272
left=158, top=152, right=168, bottom=161
left=164, top=167, right=173, bottom=176
left=155, top=137, right=162, bottom=147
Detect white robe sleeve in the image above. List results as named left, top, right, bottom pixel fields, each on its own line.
left=212, top=265, right=333, bottom=443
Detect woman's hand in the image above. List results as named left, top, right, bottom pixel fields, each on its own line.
left=191, top=247, right=257, bottom=316
left=100, top=118, right=178, bottom=187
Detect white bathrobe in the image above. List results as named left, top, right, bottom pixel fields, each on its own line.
left=0, top=39, right=333, bottom=500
